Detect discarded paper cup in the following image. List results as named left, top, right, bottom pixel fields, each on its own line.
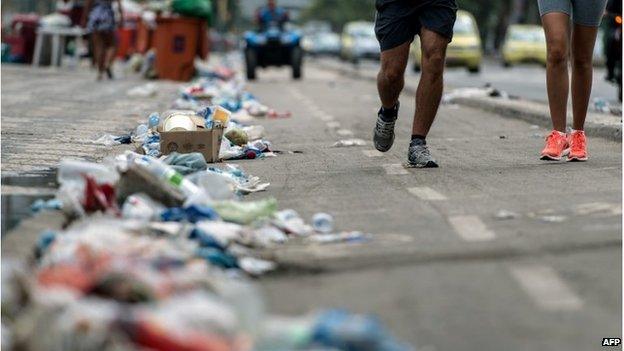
left=212, top=106, right=231, bottom=126
left=163, top=113, right=197, bottom=132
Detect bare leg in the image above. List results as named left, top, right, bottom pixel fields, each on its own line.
left=541, top=13, right=571, bottom=132
left=103, top=31, right=117, bottom=76
left=412, top=28, right=448, bottom=136
left=92, top=32, right=105, bottom=79
left=377, top=41, right=410, bottom=109
left=570, top=24, right=599, bottom=130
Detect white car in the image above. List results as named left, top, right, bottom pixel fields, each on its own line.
left=340, top=21, right=380, bottom=63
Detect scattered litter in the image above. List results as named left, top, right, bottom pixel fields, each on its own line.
left=308, top=231, right=371, bottom=244
left=312, top=212, right=334, bottom=233
left=239, top=257, right=277, bottom=276
left=591, top=97, right=621, bottom=115
left=333, top=138, right=367, bottom=147
left=163, top=152, right=208, bottom=175
left=212, top=198, right=278, bottom=224
left=442, top=84, right=510, bottom=104
left=494, top=209, right=519, bottom=220
left=2, top=56, right=410, bottom=351
left=573, top=202, right=621, bottom=216
left=91, top=134, right=121, bottom=146
left=30, top=198, right=62, bottom=213
left=127, top=83, right=157, bottom=97
left=539, top=215, right=567, bottom=223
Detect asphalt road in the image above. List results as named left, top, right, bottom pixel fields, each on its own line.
left=320, top=57, right=621, bottom=105
left=238, top=64, right=622, bottom=351
left=1, top=62, right=621, bottom=351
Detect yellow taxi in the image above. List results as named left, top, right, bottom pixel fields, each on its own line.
left=501, top=24, right=547, bottom=67
left=411, top=10, right=482, bottom=73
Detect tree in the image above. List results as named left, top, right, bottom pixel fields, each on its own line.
left=300, top=0, right=376, bottom=31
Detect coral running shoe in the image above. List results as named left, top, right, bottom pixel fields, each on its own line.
left=568, top=130, right=588, bottom=162
left=540, top=130, right=569, bottom=161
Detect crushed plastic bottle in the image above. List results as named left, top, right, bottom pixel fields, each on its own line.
left=129, top=154, right=202, bottom=199
left=312, top=213, right=334, bottom=234
left=148, top=112, right=160, bottom=129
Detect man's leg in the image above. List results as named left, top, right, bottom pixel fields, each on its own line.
left=412, top=28, right=448, bottom=137
left=373, top=41, right=411, bottom=152
left=377, top=42, right=410, bottom=108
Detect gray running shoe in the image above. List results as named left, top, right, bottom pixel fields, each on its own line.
left=373, top=103, right=399, bottom=152
left=408, top=139, right=439, bottom=168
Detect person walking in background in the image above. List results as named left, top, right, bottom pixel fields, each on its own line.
left=81, top=0, right=123, bottom=80
left=538, top=0, right=608, bottom=161
left=373, top=0, right=457, bottom=168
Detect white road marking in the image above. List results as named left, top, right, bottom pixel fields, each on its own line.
left=448, top=215, right=496, bottom=241
left=509, top=264, right=583, bottom=311
left=407, top=187, right=447, bottom=200
left=319, top=114, right=335, bottom=121
left=383, top=164, right=409, bottom=175
left=362, top=149, right=383, bottom=157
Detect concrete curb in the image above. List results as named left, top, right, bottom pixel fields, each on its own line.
left=264, top=232, right=621, bottom=274
left=313, top=59, right=622, bottom=142
left=454, top=96, right=622, bottom=142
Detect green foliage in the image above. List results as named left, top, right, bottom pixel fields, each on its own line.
left=300, top=0, right=376, bottom=30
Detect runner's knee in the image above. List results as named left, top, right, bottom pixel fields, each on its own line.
left=547, top=42, right=568, bottom=66
left=380, top=62, right=405, bottom=83
left=421, top=45, right=445, bottom=76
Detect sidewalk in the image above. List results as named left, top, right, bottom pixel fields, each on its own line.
left=1, top=64, right=180, bottom=177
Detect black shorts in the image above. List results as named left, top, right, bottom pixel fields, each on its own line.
left=374, top=0, right=458, bottom=51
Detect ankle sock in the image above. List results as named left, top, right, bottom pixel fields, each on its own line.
left=410, top=135, right=426, bottom=145
left=379, top=103, right=399, bottom=122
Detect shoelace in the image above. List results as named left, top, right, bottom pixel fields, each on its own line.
left=375, top=118, right=395, bottom=138
left=570, top=133, right=586, bottom=152
left=409, top=144, right=431, bottom=159
left=545, top=131, right=565, bottom=149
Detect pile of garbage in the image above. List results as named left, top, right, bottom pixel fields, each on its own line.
left=4, top=66, right=411, bottom=351
left=2, top=148, right=405, bottom=350
left=117, top=60, right=285, bottom=162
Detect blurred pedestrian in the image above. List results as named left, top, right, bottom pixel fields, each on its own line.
left=81, top=0, right=123, bottom=81
left=604, top=0, right=622, bottom=83
left=256, top=0, right=289, bottom=31
left=373, top=0, right=457, bottom=167
left=538, top=0, right=608, bottom=161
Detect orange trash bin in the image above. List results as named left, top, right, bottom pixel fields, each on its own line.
left=116, top=27, right=136, bottom=59
left=154, top=16, right=208, bottom=81
left=136, top=20, right=155, bottom=54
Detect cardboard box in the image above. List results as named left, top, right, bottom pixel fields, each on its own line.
left=158, top=115, right=224, bottom=163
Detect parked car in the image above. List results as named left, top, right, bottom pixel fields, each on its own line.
left=340, top=21, right=379, bottom=63
left=302, top=32, right=341, bottom=56
left=411, top=10, right=483, bottom=73
left=502, top=24, right=547, bottom=67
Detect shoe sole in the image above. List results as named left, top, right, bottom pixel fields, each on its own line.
left=540, top=148, right=570, bottom=161
left=405, top=161, right=439, bottom=168
left=567, top=156, right=588, bottom=162
left=373, top=135, right=394, bottom=153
